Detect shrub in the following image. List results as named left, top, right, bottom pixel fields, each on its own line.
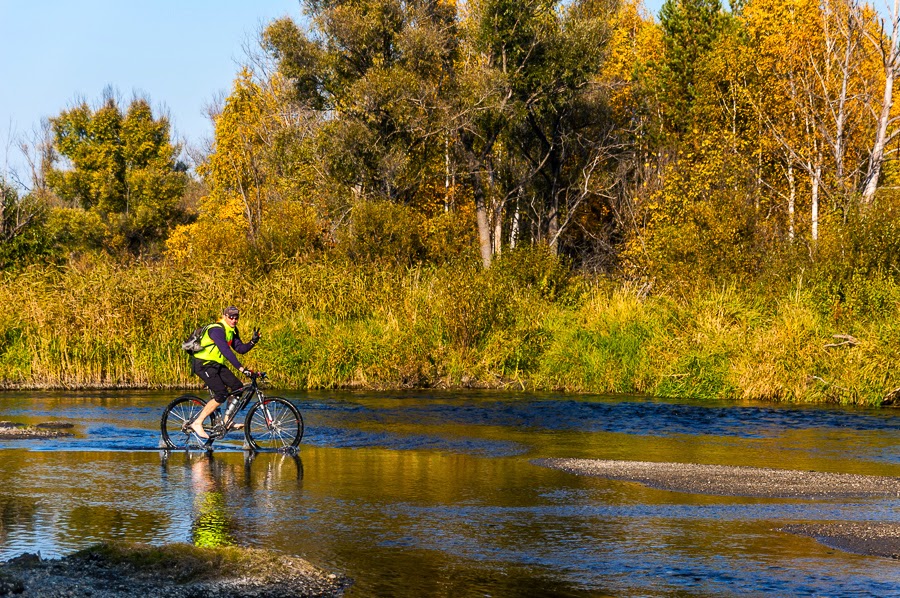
left=336, top=200, right=426, bottom=266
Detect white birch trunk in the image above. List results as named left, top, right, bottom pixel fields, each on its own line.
left=788, top=161, right=796, bottom=241
left=493, top=203, right=502, bottom=257
left=510, top=200, right=519, bottom=249
left=861, top=0, right=899, bottom=204
left=812, top=158, right=821, bottom=243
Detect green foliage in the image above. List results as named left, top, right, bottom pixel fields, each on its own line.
left=659, top=0, right=728, bottom=132
left=46, top=95, right=188, bottom=255
left=494, top=245, right=584, bottom=304
left=0, top=180, right=54, bottom=268
left=263, top=1, right=457, bottom=207
left=629, top=140, right=770, bottom=287
left=420, top=208, right=479, bottom=265
left=434, top=263, right=516, bottom=350
left=44, top=207, right=109, bottom=253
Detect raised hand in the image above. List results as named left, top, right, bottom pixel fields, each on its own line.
left=251, top=327, right=261, bottom=344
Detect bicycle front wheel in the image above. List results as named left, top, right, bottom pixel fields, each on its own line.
left=244, top=397, right=304, bottom=451
left=160, top=395, right=219, bottom=449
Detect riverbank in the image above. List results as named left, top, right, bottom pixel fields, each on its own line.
left=780, top=523, right=900, bottom=559
left=0, top=542, right=348, bottom=597
left=3, top=258, right=899, bottom=404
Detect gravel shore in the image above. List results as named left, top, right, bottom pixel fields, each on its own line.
left=536, top=458, right=900, bottom=559
left=0, top=421, right=73, bottom=440
left=781, top=523, right=900, bottom=559
left=0, top=542, right=348, bottom=597
left=535, top=458, right=900, bottom=498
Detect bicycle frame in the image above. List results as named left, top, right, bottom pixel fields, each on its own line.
left=213, top=372, right=268, bottom=434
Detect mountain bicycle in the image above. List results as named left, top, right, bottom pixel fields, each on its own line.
left=160, top=371, right=303, bottom=452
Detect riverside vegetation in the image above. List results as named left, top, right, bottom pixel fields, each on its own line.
left=4, top=0, right=900, bottom=404
left=3, top=227, right=899, bottom=404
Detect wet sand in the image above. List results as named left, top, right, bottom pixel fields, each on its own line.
left=0, top=421, right=73, bottom=439
left=0, top=542, right=348, bottom=597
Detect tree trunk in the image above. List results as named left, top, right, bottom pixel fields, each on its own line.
left=510, top=197, right=520, bottom=249
left=862, top=0, right=899, bottom=204
left=788, top=161, right=796, bottom=241
left=811, top=157, right=822, bottom=243
left=474, top=186, right=493, bottom=269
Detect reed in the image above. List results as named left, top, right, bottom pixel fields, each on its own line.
left=2, top=254, right=898, bottom=404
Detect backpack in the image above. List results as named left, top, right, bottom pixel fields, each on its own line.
left=182, top=323, right=220, bottom=354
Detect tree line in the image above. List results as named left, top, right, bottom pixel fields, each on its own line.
left=4, top=0, right=900, bottom=288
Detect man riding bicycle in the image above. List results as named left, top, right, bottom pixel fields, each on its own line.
left=189, top=306, right=260, bottom=441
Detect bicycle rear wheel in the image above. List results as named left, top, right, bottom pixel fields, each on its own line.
left=244, top=397, right=303, bottom=451
left=160, top=395, right=219, bottom=449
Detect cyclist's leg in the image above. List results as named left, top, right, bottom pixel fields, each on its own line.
left=191, top=362, right=229, bottom=439
left=219, top=366, right=242, bottom=395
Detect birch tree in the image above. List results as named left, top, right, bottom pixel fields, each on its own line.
left=860, top=0, right=900, bottom=203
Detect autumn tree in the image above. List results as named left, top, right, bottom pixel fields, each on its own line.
left=860, top=0, right=900, bottom=203
left=658, top=0, right=728, bottom=134
left=166, top=70, right=322, bottom=268
left=0, top=177, right=51, bottom=267
left=451, top=0, right=628, bottom=267
left=738, top=0, right=892, bottom=247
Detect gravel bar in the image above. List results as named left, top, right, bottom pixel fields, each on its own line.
left=0, top=421, right=73, bottom=439
left=0, top=542, right=349, bottom=598
left=535, top=458, right=900, bottom=499
left=781, top=523, right=900, bottom=559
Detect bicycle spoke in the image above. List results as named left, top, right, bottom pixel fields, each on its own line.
left=246, top=398, right=302, bottom=451
left=161, top=395, right=217, bottom=450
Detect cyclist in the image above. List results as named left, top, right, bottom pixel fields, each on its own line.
left=189, top=306, right=260, bottom=441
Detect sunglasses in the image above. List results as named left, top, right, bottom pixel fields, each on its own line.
left=226, top=314, right=239, bottom=321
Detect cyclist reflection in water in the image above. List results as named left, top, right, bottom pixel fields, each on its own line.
left=190, top=455, right=235, bottom=548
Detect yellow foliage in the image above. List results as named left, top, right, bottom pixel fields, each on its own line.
left=167, top=67, right=318, bottom=264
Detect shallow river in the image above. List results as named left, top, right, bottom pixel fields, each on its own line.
left=0, top=390, right=899, bottom=596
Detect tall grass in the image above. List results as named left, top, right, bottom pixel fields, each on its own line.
left=2, top=252, right=898, bottom=404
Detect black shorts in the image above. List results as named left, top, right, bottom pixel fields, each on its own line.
left=192, top=360, right=242, bottom=403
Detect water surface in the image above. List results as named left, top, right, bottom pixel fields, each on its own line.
left=0, top=390, right=898, bottom=596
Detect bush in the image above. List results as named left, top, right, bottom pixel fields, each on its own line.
left=45, top=207, right=109, bottom=253
left=420, top=208, right=479, bottom=265
left=494, top=244, right=585, bottom=304
left=625, top=143, right=774, bottom=289
left=336, top=200, right=426, bottom=266
left=804, top=194, right=900, bottom=322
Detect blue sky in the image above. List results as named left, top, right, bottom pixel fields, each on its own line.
left=0, top=0, right=666, bottom=182
left=0, top=0, right=299, bottom=179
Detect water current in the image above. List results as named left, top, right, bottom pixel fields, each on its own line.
left=0, top=390, right=898, bottom=596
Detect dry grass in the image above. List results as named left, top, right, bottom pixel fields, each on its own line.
left=1, top=254, right=897, bottom=404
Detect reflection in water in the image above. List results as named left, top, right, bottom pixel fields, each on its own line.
left=160, top=451, right=304, bottom=549
left=0, top=498, right=36, bottom=545
left=243, top=451, right=304, bottom=489
left=189, top=455, right=235, bottom=548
